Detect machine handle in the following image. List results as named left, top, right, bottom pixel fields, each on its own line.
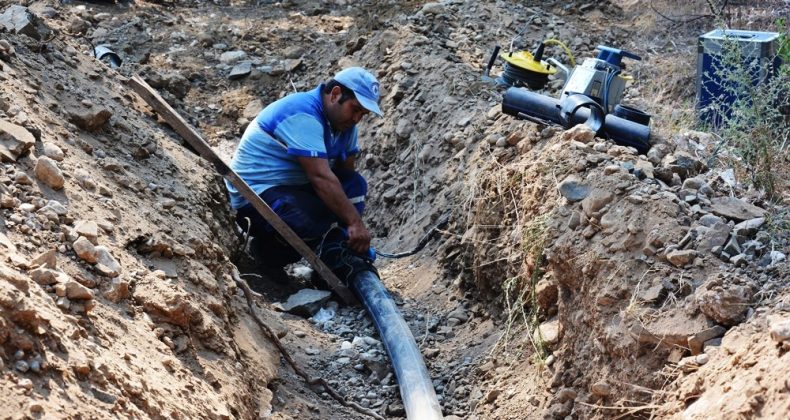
left=596, top=45, right=641, bottom=62
left=486, top=45, right=501, bottom=72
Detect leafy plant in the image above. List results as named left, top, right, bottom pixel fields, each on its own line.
left=700, top=25, right=790, bottom=199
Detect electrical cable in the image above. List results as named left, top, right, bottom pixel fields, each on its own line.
left=601, top=68, right=620, bottom=114
left=500, top=61, right=551, bottom=89
left=375, top=213, right=450, bottom=259
left=542, top=38, right=576, bottom=67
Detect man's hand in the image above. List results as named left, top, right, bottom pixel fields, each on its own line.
left=346, top=218, right=371, bottom=254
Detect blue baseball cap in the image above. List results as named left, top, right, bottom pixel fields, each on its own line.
left=333, top=67, right=383, bottom=117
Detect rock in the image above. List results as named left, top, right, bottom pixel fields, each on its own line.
left=535, top=318, right=560, bottom=346
left=243, top=99, right=263, bottom=119
left=766, top=251, right=785, bottom=266
left=282, top=289, right=332, bottom=317
left=15, top=360, right=30, bottom=373
left=557, top=175, right=591, bottom=202
left=394, top=120, right=413, bottom=140
left=65, top=280, right=93, bottom=300
left=42, top=143, right=65, bottom=161
left=0, top=39, right=15, bottom=59
left=30, top=249, right=57, bottom=269
left=581, top=189, right=614, bottom=216
left=732, top=217, right=765, bottom=238
left=695, top=223, right=731, bottom=253
left=556, top=388, right=577, bottom=403
left=73, top=236, right=99, bottom=263
left=484, top=389, right=501, bottom=404
left=283, top=58, right=302, bottom=73
left=0, top=119, right=35, bottom=162
left=666, top=249, right=697, bottom=267
left=696, top=283, right=752, bottom=326
left=591, top=382, right=611, bottom=397
left=29, top=267, right=58, bottom=285
left=710, top=197, right=766, bottom=222
left=103, top=279, right=130, bottom=303
left=0, top=194, right=16, bottom=209
left=769, top=316, right=790, bottom=343
left=69, top=106, right=112, bottom=132
left=698, top=214, right=724, bottom=227
left=94, top=246, right=121, bottom=277
left=385, top=403, right=406, bottom=417
left=229, top=62, right=252, bottom=80
left=34, top=156, right=67, bottom=189
left=687, top=325, right=726, bottom=355
left=74, top=220, right=99, bottom=244
left=682, top=177, right=706, bottom=191
left=220, top=50, right=247, bottom=64
left=634, top=159, right=654, bottom=179
left=447, top=307, right=468, bottom=324
left=38, top=200, right=68, bottom=216
left=535, top=277, right=558, bottom=309
left=560, top=124, right=595, bottom=143
left=420, top=2, right=446, bottom=15
left=0, top=5, right=44, bottom=39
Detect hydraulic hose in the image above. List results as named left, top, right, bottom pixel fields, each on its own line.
left=351, top=271, right=444, bottom=420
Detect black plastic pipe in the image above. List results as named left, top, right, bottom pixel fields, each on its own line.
left=351, top=271, right=444, bottom=420
left=502, top=87, right=651, bottom=154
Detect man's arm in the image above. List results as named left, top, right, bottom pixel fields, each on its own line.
left=298, top=156, right=370, bottom=253
left=337, top=155, right=355, bottom=171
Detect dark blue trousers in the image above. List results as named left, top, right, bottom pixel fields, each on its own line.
left=236, top=169, right=367, bottom=270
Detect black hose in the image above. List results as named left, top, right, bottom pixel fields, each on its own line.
left=351, top=271, right=443, bottom=420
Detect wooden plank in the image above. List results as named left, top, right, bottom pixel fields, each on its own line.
left=126, top=75, right=357, bottom=305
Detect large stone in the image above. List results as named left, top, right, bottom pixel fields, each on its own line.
left=281, top=289, right=332, bottom=317
left=696, top=283, right=752, bottom=326
left=695, top=223, right=731, bottom=253
left=73, top=236, right=99, bottom=263
left=95, top=246, right=121, bottom=277
left=557, top=175, right=590, bottom=202
left=710, top=197, right=766, bottom=222
left=769, top=316, right=790, bottom=343
left=630, top=309, right=710, bottom=349
left=687, top=325, right=726, bottom=355
left=30, top=267, right=59, bottom=285
left=30, top=249, right=57, bottom=269
left=420, top=2, right=447, bottom=14
left=535, top=277, right=558, bottom=309
left=74, top=220, right=99, bottom=244
left=219, top=50, right=247, bottom=64
left=0, top=119, right=35, bottom=162
left=42, top=143, right=65, bottom=161
left=103, top=279, right=130, bottom=303
left=534, top=318, right=560, bottom=346
left=732, top=217, right=764, bottom=238
left=666, top=249, right=697, bottom=267
left=242, top=99, right=263, bottom=119
left=34, top=156, right=65, bottom=190
left=0, top=5, right=43, bottom=39
left=38, top=200, right=68, bottom=216
left=581, top=189, right=614, bottom=216
left=65, top=280, right=93, bottom=300
left=228, top=62, right=252, bottom=80
left=560, top=124, right=595, bottom=143
left=68, top=106, right=112, bottom=132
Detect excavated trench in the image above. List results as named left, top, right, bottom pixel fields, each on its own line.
left=1, top=1, right=788, bottom=419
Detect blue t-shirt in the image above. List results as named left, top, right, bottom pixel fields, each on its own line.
left=226, top=85, right=360, bottom=209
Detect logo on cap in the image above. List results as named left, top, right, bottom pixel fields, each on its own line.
left=371, top=82, right=380, bottom=98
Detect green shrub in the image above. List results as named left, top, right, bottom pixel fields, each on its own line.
left=701, top=24, right=789, bottom=199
